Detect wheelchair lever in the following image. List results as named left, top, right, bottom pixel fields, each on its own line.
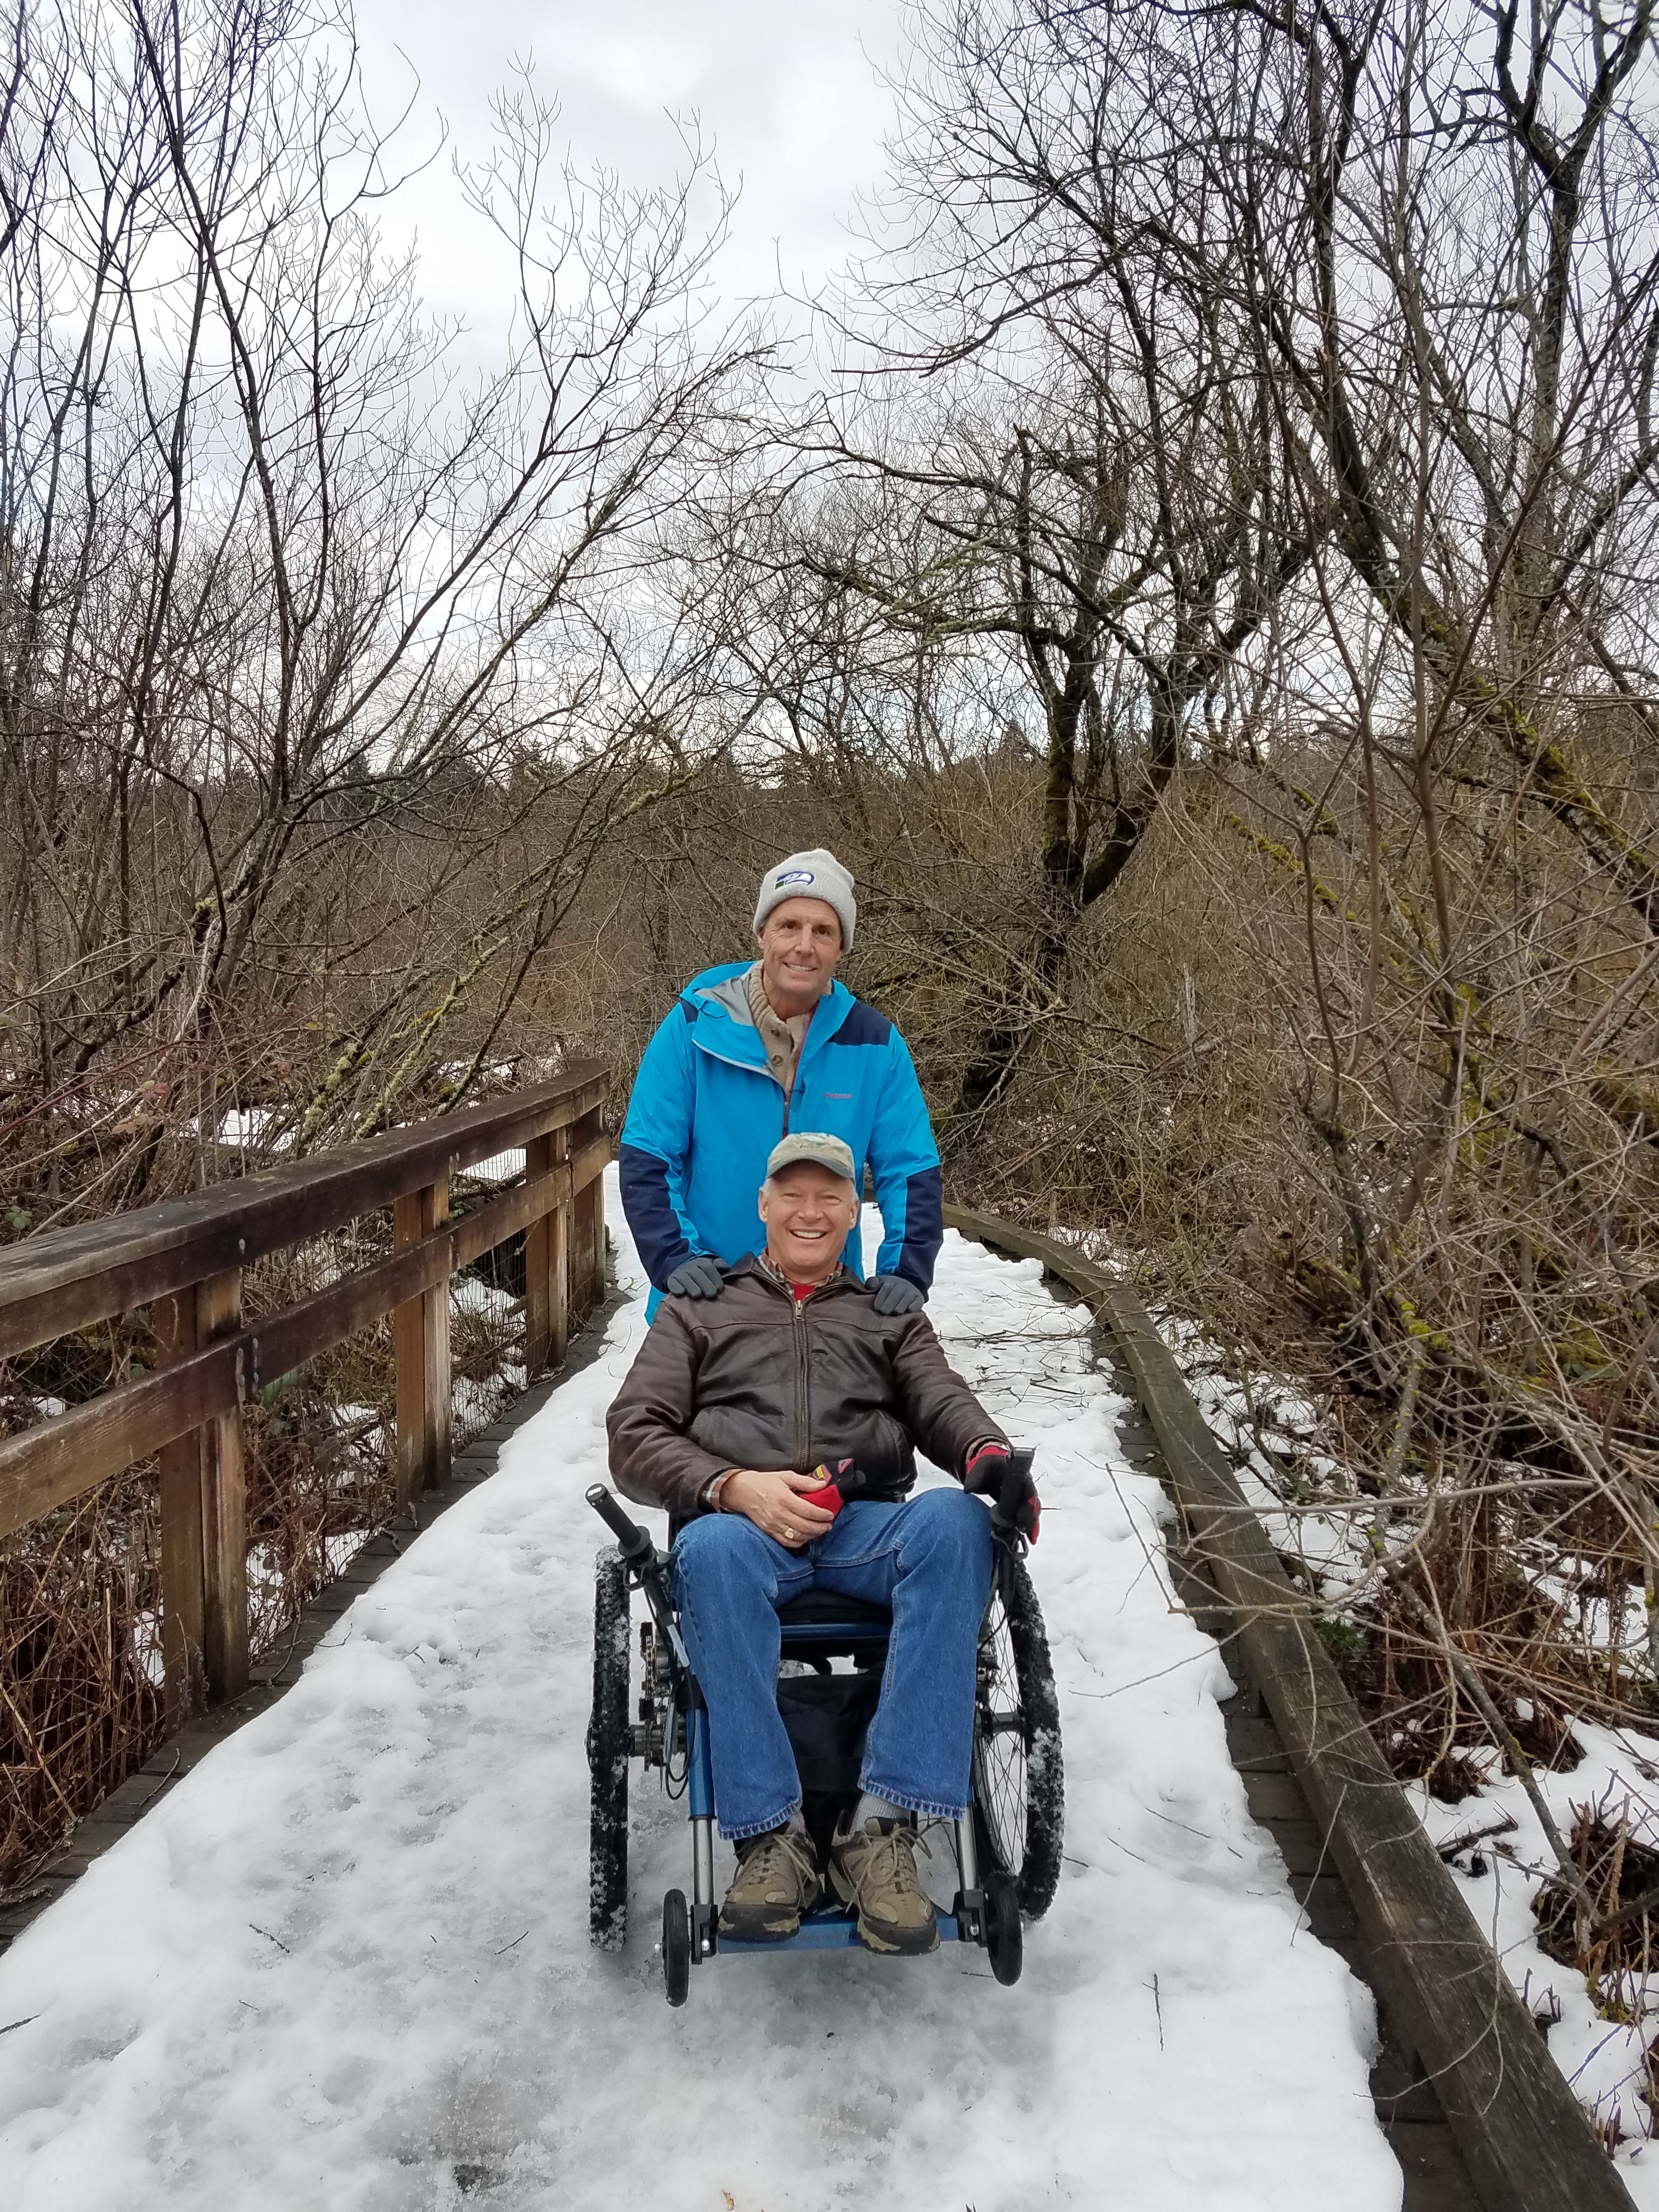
left=586, top=1483, right=684, bottom=1655
left=989, top=1448, right=1037, bottom=1547
left=586, top=1482, right=655, bottom=1571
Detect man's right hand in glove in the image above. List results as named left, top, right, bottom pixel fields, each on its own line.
left=963, top=1441, right=1041, bottom=1544
left=665, top=1254, right=725, bottom=1299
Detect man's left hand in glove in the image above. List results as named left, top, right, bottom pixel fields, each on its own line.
left=963, top=1441, right=1041, bottom=1544
left=870, top=1273, right=926, bottom=1315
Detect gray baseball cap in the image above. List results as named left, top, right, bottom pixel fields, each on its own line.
left=765, top=1131, right=857, bottom=1184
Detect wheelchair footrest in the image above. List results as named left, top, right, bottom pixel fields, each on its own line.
left=713, top=1901, right=962, bottom=1955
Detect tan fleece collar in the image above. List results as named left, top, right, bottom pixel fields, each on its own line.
left=746, top=961, right=813, bottom=1092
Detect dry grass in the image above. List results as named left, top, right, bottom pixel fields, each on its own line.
left=0, top=1472, right=163, bottom=1887
left=1534, top=1798, right=1659, bottom=2025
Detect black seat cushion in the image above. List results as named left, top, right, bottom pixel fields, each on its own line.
left=776, top=1589, right=892, bottom=1629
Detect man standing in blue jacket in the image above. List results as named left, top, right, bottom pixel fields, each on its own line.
left=619, top=849, right=943, bottom=1317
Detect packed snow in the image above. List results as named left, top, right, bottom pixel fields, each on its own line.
left=0, top=1171, right=1401, bottom=2211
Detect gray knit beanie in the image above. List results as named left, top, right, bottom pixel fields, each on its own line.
left=752, top=848, right=856, bottom=950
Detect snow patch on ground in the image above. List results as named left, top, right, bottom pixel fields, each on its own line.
left=0, top=1174, right=1400, bottom=2210
left=1414, top=1728, right=1659, bottom=2179
left=1139, top=1299, right=1659, bottom=2191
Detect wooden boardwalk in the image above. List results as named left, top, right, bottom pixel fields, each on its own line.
left=1060, top=1290, right=1480, bottom=2210
left=0, top=1186, right=1626, bottom=2211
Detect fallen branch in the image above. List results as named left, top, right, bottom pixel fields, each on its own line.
left=1435, top=1812, right=1520, bottom=1862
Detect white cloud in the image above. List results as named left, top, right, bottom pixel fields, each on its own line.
left=351, top=0, right=905, bottom=337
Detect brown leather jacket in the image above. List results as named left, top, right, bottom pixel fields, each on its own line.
left=606, top=1254, right=1009, bottom=1519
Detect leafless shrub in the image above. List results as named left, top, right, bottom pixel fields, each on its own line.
left=0, top=1473, right=161, bottom=1887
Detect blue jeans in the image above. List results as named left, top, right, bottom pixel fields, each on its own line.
left=673, top=1489, right=995, bottom=1841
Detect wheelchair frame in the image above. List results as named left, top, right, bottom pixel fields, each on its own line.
left=586, top=1482, right=1056, bottom=2005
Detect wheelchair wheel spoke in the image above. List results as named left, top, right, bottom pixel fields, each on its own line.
left=972, top=1594, right=1029, bottom=1876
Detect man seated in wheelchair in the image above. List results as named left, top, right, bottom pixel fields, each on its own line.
left=605, top=1130, right=1040, bottom=1957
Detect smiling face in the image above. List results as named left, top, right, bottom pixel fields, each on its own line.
left=755, top=896, right=843, bottom=1017
left=757, top=1161, right=860, bottom=1284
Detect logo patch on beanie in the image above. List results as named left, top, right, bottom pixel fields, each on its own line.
left=774, top=869, right=816, bottom=887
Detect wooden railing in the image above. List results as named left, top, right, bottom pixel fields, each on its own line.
left=0, top=1066, right=610, bottom=1724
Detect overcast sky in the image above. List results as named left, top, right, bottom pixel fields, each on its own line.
left=349, top=0, right=910, bottom=343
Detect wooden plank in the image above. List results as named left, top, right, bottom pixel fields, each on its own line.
left=521, top=1129, right=577, bottom=1377
left=0, top=1065, right=607, bottom=1358
left=155, top=1286, right=206, bottom=1727
left=524, top=1134, right=552, bottom=1375
left=548, top=1125, right=571, bottom=1366
left=426, top=1181, right=451, bottom=1497
left=196, top=1268, right=248, bottom=1703
left=586, top=1127, right=607, bottom=1308
left=943, top=1203, right=1634, bottom=2212
left=0, top=1336, right=244, bottom=1541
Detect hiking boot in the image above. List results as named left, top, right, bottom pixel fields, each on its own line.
left=718, top=1824, right=822, bottom=1940
left=829, top=1818, right=939, bottom=1955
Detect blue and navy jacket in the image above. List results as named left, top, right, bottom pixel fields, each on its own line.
left=619, top=962, right=944, bottom=1314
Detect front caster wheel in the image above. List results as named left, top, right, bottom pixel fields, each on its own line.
left=662, top=1889, right=692, bottom=2006
left=983, top=1868, right=1023, bottom=1987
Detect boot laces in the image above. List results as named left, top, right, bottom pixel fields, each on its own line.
left=742, top=1827, right=817, bottom=1892
left=861, top=1821, right=930, bottom=1898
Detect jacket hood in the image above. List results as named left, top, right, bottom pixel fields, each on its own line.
left=681, top=962, right=854, bottom=1032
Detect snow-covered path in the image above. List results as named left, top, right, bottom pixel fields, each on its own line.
left=0, top=1175, right=1401, bottom=2211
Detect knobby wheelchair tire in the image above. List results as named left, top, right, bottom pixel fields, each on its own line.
left=972, top=1549, right=1064, bottom=1920
left=587, top=1544, right=630, bottom=1950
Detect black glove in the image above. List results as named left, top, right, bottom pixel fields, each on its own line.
left=964, top=1442, right=1040, bottom=1544
left=665, top=1254, right=725, bottom=1299
left=870, top=1273, right=926, bottom=1315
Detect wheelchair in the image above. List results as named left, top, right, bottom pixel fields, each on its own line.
left=584, top=1471, right=1064, bottom=2005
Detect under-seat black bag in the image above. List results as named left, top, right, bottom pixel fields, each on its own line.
left=775, top=1671, right=882, bottom=1795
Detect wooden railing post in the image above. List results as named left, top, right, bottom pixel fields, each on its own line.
left=156, top=1268, right=247, bottom=1712
left=571, top=1109, right=606, bottom=1321
left=156, top=1285, right=206, bottom=1726
left=394, top=1178, right=450, bottom=1510
left=198, top=1267, right=249, bottom=1702
left=523, top=1126, right=569, bottom=1376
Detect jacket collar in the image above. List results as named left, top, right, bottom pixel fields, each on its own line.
left=731, top=1250, right=865, bottom=1304
left=681, top=962, right=855, bottom=1064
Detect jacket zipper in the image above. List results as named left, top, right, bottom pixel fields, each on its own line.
left=792, top=1293, right=810, bottom=1466
left=761, top=1263, right=818, bottom=1468
left=690, top=1000, right=824, bottom=1137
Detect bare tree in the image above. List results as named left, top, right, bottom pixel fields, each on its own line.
left=691, top=0, right=1338, bottom=1136
left=0, top=0, right=765, bottom=1226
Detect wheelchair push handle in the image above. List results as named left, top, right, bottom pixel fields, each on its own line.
left=586, top=1483, right=655, bottom=1569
